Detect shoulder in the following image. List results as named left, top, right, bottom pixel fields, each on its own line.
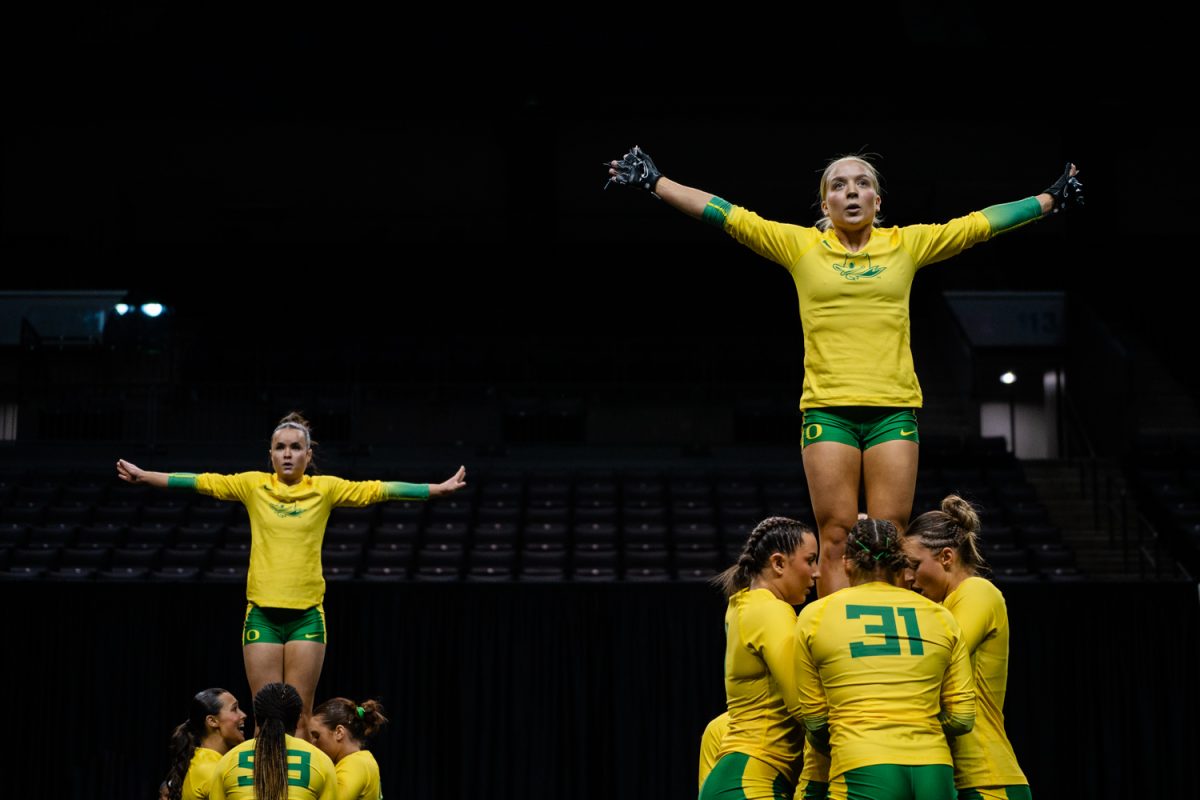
left=299, top=736, right=337, bottom=773
left=730, top=205, right=818, bottom=233
left=197, top=471, right=266, bottom=486
left=962, top=575, right=1002, bottom=598
left=949, top=576, right=1005, bottom=620
left=188, top=748, right=222, bottom=782
left=217, top=740, right=251, bottom=768
left=747, top=587, right=794, bottom=612
left=740, top=588, right=797, bottom=626
left=726, top=588, right=747, bottom=610
left=797, top=594, right=832, bottom=625
left=949, top=576, right=1003, bottom=607
left=192, top=747, right=222, bottom=765
left=311, top=474, right=344, bottom=486
left=928, top=597, right=964, bottom=629
left=885, top=585, right=957, bottom=621
left=899, top=211, right=989, bottom=235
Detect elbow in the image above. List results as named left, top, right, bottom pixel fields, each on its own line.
left=803, top=717, right=831, bottom=754
left=942, top=712, right=975, bottom=737
left=805, top=728, right=831, bottom=756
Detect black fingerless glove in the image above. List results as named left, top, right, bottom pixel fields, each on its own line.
left=607, top=145, right=662, bottom=193
left=1043, top=162, right=1084, bottom=213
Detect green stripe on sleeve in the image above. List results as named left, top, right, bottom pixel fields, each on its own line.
left=939, top=711, right=975, bottom=736
left=166, top=473, right=198, bottom=490
left=384, top=481, right=430, bottom=500
left=981, top=197, right=1042, bottom=234
left=701, top=196, right=733, bottom=228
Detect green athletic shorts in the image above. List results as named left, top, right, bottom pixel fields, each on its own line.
left=958, top=786, right=1032, bottom=800
left=829, top=764, right=954, bottom=800
left=242, top=603, right=326, bottom=646
left=700, top=752, right=794, bottom=800
left=801, top=408, right=919, bottom=451
left=798, top=778, right=830, bottom=799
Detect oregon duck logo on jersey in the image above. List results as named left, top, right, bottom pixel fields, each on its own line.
left=269, top=502, right=309, bottom=518
left=833, top=252, right=885, bottom=280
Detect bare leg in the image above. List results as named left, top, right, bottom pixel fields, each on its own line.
left=803, top=441, right=862, bottom=596
left=863, top=439, right=919, bottom=533
left=243, top=643, right=284, bottom=735
left=282, top=640, right=327, bottom=740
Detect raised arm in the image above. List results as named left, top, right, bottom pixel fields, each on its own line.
left=375, top=465, right=468, bottom=503
left=429, top=465, right=467, bottom=498
left=115, top=458, right=171, bottom=489
left=1038, top=162, right=1083, bottom=215
left=116, top=459, right=247, bottom=500
left=982, top=162, right=1083, bottom=236
left=606, top=146, right=720, bottom=220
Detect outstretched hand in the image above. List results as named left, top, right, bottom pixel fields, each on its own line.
left=605, top=145, right=662, bottom=193
left=1043, top=162, right=1083, bottom=213
left=116, top=458, right=144, bottom=484
left=431, top=465, right=467, bottom=497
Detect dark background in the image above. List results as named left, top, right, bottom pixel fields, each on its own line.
left=5, top=580, right=1197, bottom=799
left=4, top=7, right=1198, bottom=800
left=4, top=8, right=1192, bottom=375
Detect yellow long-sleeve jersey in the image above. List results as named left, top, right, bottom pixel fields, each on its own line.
left=794, top=582, right=976, bottom=779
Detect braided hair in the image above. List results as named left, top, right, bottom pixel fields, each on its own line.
left=904, top=495, right=988, bottom=573
left=252, top=683, right=303, bottom=800
left=844, top=518, right=909, bottom=576
left=714, top=516, right=815, bottom=597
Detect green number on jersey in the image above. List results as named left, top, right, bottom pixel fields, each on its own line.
left=237, top=751, right=255, bottom=786
left=846, top=604, right=924, bottom=657
left=233, top=748, right=312, bottom=787
left=287, top=749, right=312, bottom=787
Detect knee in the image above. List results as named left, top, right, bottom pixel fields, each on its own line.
left=818, top=529, right=849, bottom=566
left=821, top=543, right=846, bottom=566
left=816, top=519, right=853, bottom=549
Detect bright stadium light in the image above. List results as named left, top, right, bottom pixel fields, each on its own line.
left=114, top=303, right=131, bottom=316
left=999, top=371, right=1017, bottom=385
left=140, top=303, right=165, bottom=318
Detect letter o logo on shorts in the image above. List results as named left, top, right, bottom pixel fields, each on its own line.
left=246, top=629, right=261, bottom=642
left=805, top=424, right=823, bottom=440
